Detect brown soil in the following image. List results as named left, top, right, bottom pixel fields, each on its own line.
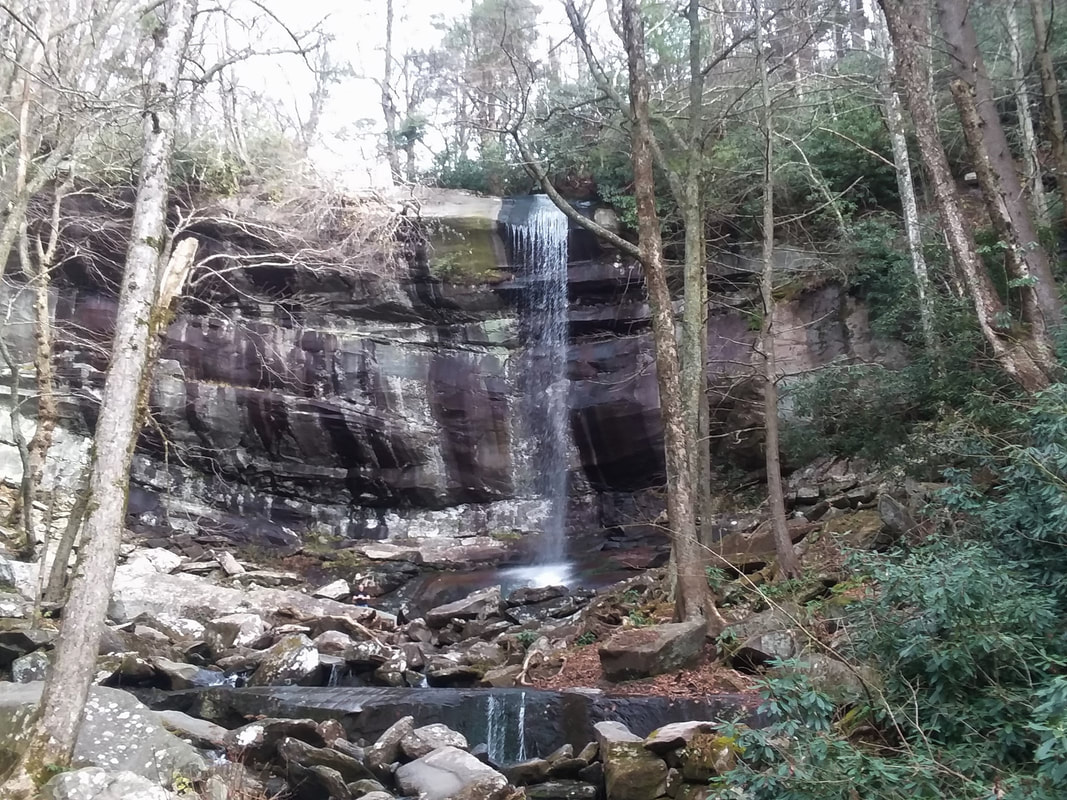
left=528, top=643, right=760, bottom=701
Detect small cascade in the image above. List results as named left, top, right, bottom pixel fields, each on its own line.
left=507, top=195, right=572, bottom=580
left=484, top=691, right=529, bottom=765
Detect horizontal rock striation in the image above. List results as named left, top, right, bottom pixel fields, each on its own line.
left=1, top=189, right=894, bottom=551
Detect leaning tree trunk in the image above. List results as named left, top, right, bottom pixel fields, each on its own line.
left=951, top=79, right=1057, bottom=371
left=1, top=1, right=199, bottom=788
left=878, top=0, right=1053, bottom=392
left=1030, top=0, right=1067, bottom=226
left=937, top=0, right=1061, bottom=331
left=756, top=0, right=801, bottom=580
left=620, top=0, right=724, bottom=630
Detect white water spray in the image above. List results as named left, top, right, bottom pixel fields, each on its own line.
left=508, top=195, right=571, bottom=579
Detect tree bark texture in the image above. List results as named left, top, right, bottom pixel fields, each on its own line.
left=381, top=0, right=403, bottom=184
left=875, top=13, right=939, bottom=358
left=1009, top=2, right=1049, bottom=227
left=756, top=0, right=801, bottom=580
left=24, top=0, right=198, bottom=770
left=878, top=0, right=1052, bottom=392
left=936, top=0, right=1061, bottom=329
left=950, top=78, right=1057, bottom=372
left=620, top=0, right=721, bottom=629
left=1030, top=0, right=1067, bottom=226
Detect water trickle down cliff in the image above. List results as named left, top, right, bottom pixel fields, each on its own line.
left=506, top=196, right=571, bottom=568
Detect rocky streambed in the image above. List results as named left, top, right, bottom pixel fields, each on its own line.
left=0, top=456, right=924, bottom=799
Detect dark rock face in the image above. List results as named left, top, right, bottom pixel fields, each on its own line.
left=12, top=190, right=893, bottom=550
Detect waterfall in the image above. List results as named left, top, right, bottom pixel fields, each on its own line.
left=508, top=195, right=571, bottom=576
left=484, top=691, right=529, bottom=765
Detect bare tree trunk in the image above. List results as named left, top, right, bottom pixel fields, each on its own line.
left=850, top=0, right=867, bottom=49
left=937, top=0, right=1061, bottom=330
left=381, top=0, right=403, bottom=184
left=0, top=2, right=199, bottom=787
left=15, top=184, right=68, bottom=557
left=951, top=79, right=1057, bottom=371
left=878, top=0, right=1052, bottom=392
left=875, top=10, right=939, bottom=358
left=42, top=467, right=90, bottom=609
left=1009, top=2, right=1049, bottom=227
left=1030, top=0, right=1067, bottom=225
left=620, top=0, right=723, bottom=630
left=756, top=0, right=801, bottom=581
left=679, top=0, right=715, bottom=551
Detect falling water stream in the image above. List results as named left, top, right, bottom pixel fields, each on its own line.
left=507, top=195, right=572, bottom=586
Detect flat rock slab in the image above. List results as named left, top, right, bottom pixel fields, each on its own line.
left=0, top=682, right=204, bottom=780
left=394, top=745, right=509, bottom=800
left=40, top=767, right=174, bottom=800
left=426, top=586, right=503, bottom=628
left=643, top=721, right=718, bottom=754
left=156, top=710, right=228, bottom=749
left=108, top=568, right=392, bottom=628
left=598, top=621, right=705, bottom=681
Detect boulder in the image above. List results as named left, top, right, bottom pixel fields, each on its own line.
left=394, top=746, right=511, bottom=800
left=313, top=579, right=351, bottom=600
left=365, top=715, right=415, bottom=774
left=461, top=640, right=507, bottom=668
left=11, top=650, right=51, bottom=682
left=594, top=721, right=667, bottom=800
left=156, top=710, right=228, bottom=749
left=425, top=586, right=503, bottom=629
left=125, top=548, right=183, bottom=574
left=277, top=735, right=373, bottom=782
left=224, top=717, right=326, bottom=761
left=723, top=606, right=802, bottom=671
left=92, top=652, right=154, bottom=685
left=285, top=761, right=350, bottom=799
left=204, top=613, right=268, bottom=653
left=39, top=767, right=174, bottom=800
left=401, top=723, right=469, bottom=760
left=342, top=638, right=394, bottom=668
left=526, top=781, right=598, bottom=800
left=0, top=554, right=36, bottom=599
left=109, top=570, right=387, bottom=628
left=136, top=614, right=205, bottom=642
left=150, top=656, right=221, bottom=690
left=506, top=757, right=552, bottom=785
left=0, top=626, right=56, bottom=667
left=507, top=585, right=568, bottom=606
left=480, top=664, right=523, bottom=688
left=598, top=620, right=705, bottom=681
left=348, top=779, right=389, bottom=796
left=214, top=550, right=245, bottom=576
left=247, top=634, right=320, bottom=686
left=878, top=493, right=918, bottom=541
left=425, top=656, right=484, bottom=687
left=0, top=682, right=204, bottom=780
left=314, top=629, right=357, bottom=655
left=768, top=653, right=877, bottom=704
left=678, top=732, right=738, bottom=782
left=642, top=721, right=718, bottom=755
left=0, top=591, right=30, bottom=619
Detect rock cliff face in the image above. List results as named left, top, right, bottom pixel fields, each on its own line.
left=2, top=190, right=893, bottom=552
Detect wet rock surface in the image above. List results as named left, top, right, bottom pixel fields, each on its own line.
left=0, top=192, right=890, bottom=558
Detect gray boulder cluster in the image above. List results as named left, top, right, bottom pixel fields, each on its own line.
left=0, top=682, right=742, bottom=800
left=0, top=546, right=596, bottom=695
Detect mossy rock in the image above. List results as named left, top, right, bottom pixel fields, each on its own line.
left=679, top=732, right=740, bottom=782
